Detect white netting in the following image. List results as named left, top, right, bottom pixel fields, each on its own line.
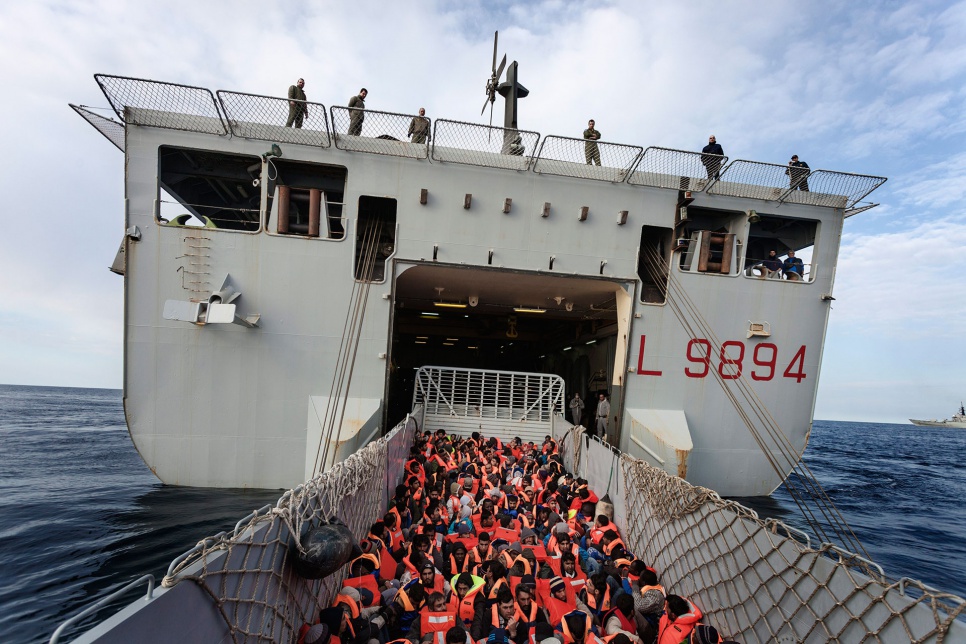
left=559, top=428, right=965, bottom=643
left=160, top=416, right=416, bottom=642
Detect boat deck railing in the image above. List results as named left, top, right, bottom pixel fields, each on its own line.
left=87, top=73, right=887, bottom=209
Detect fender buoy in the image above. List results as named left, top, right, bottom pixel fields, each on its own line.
left=292, top=520, right=360, bottom=579
left=597, top=494, right=614, bottom=521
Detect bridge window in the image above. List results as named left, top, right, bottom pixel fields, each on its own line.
left=157, top=146, right=261, bottom=232
left=743, top=214, right=819, bottom=283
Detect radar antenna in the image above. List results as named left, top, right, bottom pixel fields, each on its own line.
left=481, top=31, right=507, bottom=128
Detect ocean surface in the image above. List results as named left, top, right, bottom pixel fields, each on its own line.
left=0, top=385, right=964, bottom=643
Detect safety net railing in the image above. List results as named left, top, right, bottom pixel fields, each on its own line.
left=779, top=170, right=887, bottom=209
left=69, top=104, right=125, bottom=152
left=157, top=415, right=417, bottom=643
left=532, top=135, right=643, bottom=183
left=95, top=74, right=227, bottom=135
left=329, top=106, right=430, bottom=159
left=705, top=159, right=806, bottom=201
left=414, top=366, right=564, bottom=445
left=555, top=426, right=966, bottom=643
left=217, top=91, right=331, bottom=148
left=627, top=146, right=729, bottom=192
left=431, top=119, right=539, bottom=172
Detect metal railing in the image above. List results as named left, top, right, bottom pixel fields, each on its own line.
left=532, top=135, right=643, bottom=183
left=69, top=104, right=125, bottom=151
left=329, top=106, right=429, bottom=159
left=627, top=146, right=729, bottom=191
left=431, top=119, right=539, bottom=172
left=414, top=366, right=563, bottom=444
left=217, top=90, right=331, bottom=148
left=779, top=170, right=887, bottom=209
left=706, top=159, right=804, bottom=201
left=95, top=74, right=227, bottom=135
left=49, top=575, right=155, bottom=644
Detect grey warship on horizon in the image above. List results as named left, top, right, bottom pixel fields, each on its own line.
left=60, top=33, right=966, bottom=644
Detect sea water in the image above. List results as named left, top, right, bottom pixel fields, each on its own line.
left=0, top=385, right=963, bottom=642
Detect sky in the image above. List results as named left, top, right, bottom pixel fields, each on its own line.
left=0, top=0, right=963, bottom=423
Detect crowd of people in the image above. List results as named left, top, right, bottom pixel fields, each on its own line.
left=297, top=430, right=739, bottom=644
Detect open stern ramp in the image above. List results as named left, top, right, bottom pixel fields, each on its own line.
left=414, top=366, right=564, bottom=444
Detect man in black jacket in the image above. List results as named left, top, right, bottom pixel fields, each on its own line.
left=701, top=135, right=724, bottom=179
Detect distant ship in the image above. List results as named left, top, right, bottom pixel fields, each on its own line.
left=910, top=402, right=966, bottom=428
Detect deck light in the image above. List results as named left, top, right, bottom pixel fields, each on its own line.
left=434, top=302, right=468, bottom=309
left=513, top=307, right=546, bottom=314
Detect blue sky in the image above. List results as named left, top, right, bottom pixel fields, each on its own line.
left=0, top=0, right=963, bottom=422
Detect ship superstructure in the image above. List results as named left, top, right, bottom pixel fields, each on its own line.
left=72, top=70, right=884, bottom=496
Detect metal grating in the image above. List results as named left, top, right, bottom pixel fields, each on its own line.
left=217, top=91, right=330, bottom=148
left=532, top=135, right=643, bottom=183
left=414, top=366, right=564, bottom=444
left=780, top=170, right=887, bottom=209
left=431, top=119, right=539, bottom=172
left=94, top=74, right=227, bottom=135
left=329, top=106, right=429, bottom=159
left=69, top=104, right=125, bottom=151
left=628, top=146, right=729, bottom=192
left=706, top=160, right=803, bottom=201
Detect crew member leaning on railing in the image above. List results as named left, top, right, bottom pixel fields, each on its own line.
left=297, top=430, right=741, bottom=644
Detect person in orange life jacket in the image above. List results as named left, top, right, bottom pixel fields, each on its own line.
left=630, top=568, right=665, bottom=631
left=557, top=610, right=602, bottom=644
left=580, top=574, right=612, bottom=620
left=657, top=595, right=702, bottom=644
left=391, top=582, right=427, bottom=639
left=471, top=588, right=517, bottom=642
left=480, top=559, right=509, bottom=598
left=559, top=552, right=587, bottom=594
left=602, top=593, right=649, bottom=644
left=510, top=580, right=550, bottom=644
left=469, top=531, right=494, bottom=568
left=404, top=590, right=451, bottom=644
left=449, top=572, right=486, bottom=627
left=448, top=541, right=471, bottom=577
left=415, top=560, right=451, bottom=599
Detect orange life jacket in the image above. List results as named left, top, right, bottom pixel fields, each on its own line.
left=584, top=585, right=611, bottom=615
left=657, top=600, right=702, bottom=644
left=447, top=583, right=483, bottom=625
left=342, top=573, right=381, bottom=606
left=602, top=538, right=626, bottom=557
left=560, top=610, right=596, bottom=644
left=420, top=609, right=457, bottom=635
left=513, top=601, right=541, bottom=643
left=487, top=577, right=508, bottom=600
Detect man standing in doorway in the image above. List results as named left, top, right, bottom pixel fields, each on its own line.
left=285, top=78, right=308, bottom=128
left=569, top=392, right=584, bottom=426
left=348, top=88, right=367, bottom=135
left=595, top=393, right=610, bottom=439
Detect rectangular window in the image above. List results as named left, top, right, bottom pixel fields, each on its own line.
left=355, top=196, right=397, bottom=282
left=743, top=213, right=819, bottom=283
left=265, top=159, right=347, bottom=239
left=675, top=207, right=742, bottom=276
left=158, top=146, right=261, bottom=232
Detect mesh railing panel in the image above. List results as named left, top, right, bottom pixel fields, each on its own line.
left=329, top=106, right=429, bottom=159
left=217, top=91, right=330, bottom=148
left=431, top=119, right=539, bottom=172
left=95, top=74, right=227, bottom=135
left=780, top=170, right=887, bottom=209
left=160, top=417, right=416, bottom=643
left=627, top=146, right=729, bottom=192
left=532, top=135, right=643, bottom=183
left=706, top=159, right=804, bottom=201
left=615, top=444, right=964, bottom=643
left=69, top=104, right=125, bottom=151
